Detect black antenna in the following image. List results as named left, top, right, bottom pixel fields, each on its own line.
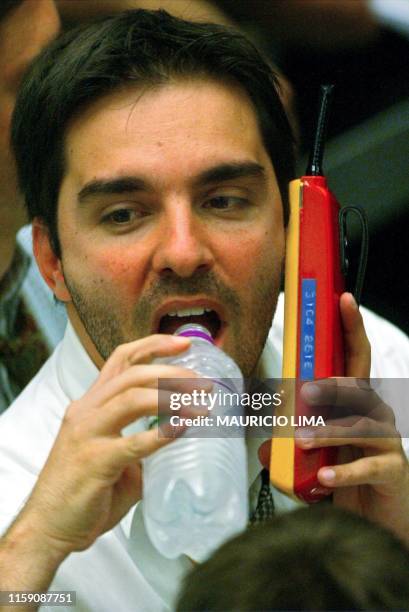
left=306, top=84, right=334, bottom=176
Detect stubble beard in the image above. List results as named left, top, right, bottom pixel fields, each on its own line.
left=63, top=262, right=282, bottom=378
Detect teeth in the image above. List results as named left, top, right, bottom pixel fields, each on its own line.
left=167, top=307, right=213, bottom=317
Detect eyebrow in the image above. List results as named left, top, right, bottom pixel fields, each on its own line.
left=192, top=161, right=266, bottom=188
left=77, top=161, right=266, bottom=204
left=77, top=177, right=149, bottom=203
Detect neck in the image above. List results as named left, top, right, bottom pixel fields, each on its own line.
left=66, top=303, right=104, bottom=369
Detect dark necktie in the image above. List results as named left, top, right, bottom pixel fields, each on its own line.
left=249, top=468, right=275, bottom=524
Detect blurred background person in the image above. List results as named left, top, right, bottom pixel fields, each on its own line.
left=177, top=505, right=409, bottom=611
left=0, top=0, right=63, bottom=412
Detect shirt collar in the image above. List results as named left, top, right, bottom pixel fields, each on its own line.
left=56, top=320, right=99, bottom=402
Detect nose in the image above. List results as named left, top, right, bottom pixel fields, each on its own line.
left=152, top=202, right=214, bottom=278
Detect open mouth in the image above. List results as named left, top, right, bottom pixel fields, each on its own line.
left=158, top=307, right=222, bottom=340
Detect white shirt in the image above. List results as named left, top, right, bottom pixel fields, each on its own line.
left=18, top=225, right=67, bottom=351
left=369, top=0, right=409, bottom=40
left=1, top=296, right=409, bottom=611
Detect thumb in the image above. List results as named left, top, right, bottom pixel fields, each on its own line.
left=340, top=292, right=371, bottom=378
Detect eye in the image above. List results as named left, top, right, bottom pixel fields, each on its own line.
left=108, top=209, right=134, bottom=224
left=101, top=207, right=139, bottom=225
left=203, top=195, right=247, bottom=210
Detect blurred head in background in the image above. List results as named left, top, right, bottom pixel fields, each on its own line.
left=177, top=505, right=409, bottom=610
left=0, top=0, right=60, bottom=279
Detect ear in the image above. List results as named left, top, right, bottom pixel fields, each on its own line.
left=32, top=218, right=71, bottom=303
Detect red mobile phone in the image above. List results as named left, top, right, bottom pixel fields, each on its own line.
left=270, top=86, right=346, bottom=502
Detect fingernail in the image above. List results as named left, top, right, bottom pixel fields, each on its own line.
left=172, top=336, right=190, bottom=344
left=295, top=428, right=314, bottom=439
left=302, top=384, right=321, bottom=401
left=320, top=468, right=336, bottom=483
left=159, top=421, right=186, bottom=439
left=347, top=292, right=358, bottom=310
left=196, top=377, right=213, bottom=390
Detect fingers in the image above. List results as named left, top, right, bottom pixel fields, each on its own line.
left=317, top=451, right=408, bottom=492
left=91, top=387, right=168, bottom=434
left=59, top=332, right=211, bottom=476
left=90, top=385, right=208, bottom=435
left=340, top=292, right=371, bottom=378
left=301, top=378, right=395, bottom=424
left=108, top=463, right=143, bottom=528
left=295, top=416, right=401, bottom=452
left=111, top=426, right=183, bottom=469
left=95, top=334, right=191, bottom=386
left=95, top=363, right=212, bottom=405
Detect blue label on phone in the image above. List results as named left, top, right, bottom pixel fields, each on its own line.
left=300, top=279, right=316, bottom=380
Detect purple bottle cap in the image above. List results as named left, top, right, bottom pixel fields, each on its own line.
left=175, top=324, right=214, bottom=344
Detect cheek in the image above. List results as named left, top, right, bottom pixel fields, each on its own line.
left=220, top=226, right=284, bottom=285
left=68, top=243, right=146, bottom=298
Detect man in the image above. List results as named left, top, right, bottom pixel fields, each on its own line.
left=1, top=9, right=408, bottom=611
left=0, top=0, right=233, bottom=414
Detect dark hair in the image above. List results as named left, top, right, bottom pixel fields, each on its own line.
left=0, top=0, right=23, bottom=22
left=176, top=505, right=409, bottom=611
left=11, top=9, right=294, bottom=255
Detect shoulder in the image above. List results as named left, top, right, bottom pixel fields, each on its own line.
left=0, top=347, right=68, bottom=534
left=0, top=345, right=68, bottom=467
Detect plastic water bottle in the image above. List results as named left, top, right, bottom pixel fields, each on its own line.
left=142, top=324, right=248, bottom=562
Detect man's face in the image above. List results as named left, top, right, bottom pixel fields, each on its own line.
left=53, top=80, right=284, bottom=377
left=0, top=0, right=60, bottom=269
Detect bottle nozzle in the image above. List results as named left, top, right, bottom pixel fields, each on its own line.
left=174, top=324, right=214, bottom=344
